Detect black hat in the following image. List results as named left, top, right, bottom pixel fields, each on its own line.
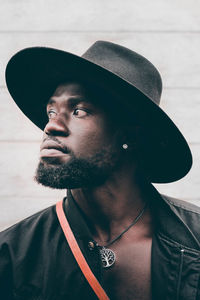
left=5, top=40, right=192, bottom=183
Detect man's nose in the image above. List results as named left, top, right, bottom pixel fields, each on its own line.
left=44, top=117, right=69, bottom=137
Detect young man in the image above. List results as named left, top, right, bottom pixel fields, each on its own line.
left=1, top=41, right=200, bottom=299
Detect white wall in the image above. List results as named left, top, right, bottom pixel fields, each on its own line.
left=0, top=0, right=200, bottom=230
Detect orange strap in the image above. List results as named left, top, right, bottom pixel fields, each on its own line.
left=56, top=200, right=110, bottom=300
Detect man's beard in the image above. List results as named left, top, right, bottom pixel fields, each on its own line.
left=35, top=146, right=120, bottom=189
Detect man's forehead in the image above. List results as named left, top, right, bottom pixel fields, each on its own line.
left=47, top=81, right=104, bottom=108
left=52, top=82, right=90, bottom=97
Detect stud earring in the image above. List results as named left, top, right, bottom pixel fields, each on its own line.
left=122, top=143, right=128, bottom=149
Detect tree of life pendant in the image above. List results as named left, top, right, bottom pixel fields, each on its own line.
left=99, top=247, right=116, bottom=268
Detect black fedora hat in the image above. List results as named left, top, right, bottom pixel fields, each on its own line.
left=5, top=40, right=192, bottom=183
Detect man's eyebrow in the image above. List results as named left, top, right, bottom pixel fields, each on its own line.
left=46, top=97, right=92, bottom=107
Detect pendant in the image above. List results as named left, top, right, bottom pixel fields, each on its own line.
left=99, top=247, right=116, bottom=268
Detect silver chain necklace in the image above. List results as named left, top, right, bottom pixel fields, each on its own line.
left=96, top=203, right=147, bottom=268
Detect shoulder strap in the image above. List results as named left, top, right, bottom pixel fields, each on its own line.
left=56, top=200, right=110, bottom=300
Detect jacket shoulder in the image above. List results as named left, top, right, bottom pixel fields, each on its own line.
left=0, top=204, right=57, bottom=246
left=161, top=194, right=200, bottom=248
left=162, top=194, right=200, bottom=215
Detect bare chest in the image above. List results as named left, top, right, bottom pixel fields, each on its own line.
left=101, top=238, right=152, bottom=300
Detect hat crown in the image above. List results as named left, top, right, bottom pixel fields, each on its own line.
left=82, top=41, right=162, bottom=105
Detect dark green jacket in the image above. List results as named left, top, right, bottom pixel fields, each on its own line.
left=0, top=188, right=200, bottom=300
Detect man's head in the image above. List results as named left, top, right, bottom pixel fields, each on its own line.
left=6, top=41, right=192, bottom=183
left=35, top=81, right=139, bottom=189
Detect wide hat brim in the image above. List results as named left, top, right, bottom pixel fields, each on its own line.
left=5, top=46, right=192, bottom=183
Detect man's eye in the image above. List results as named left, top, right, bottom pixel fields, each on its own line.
left=73, top=109, right=88, bottom=118
left=47, top=110, right=57, bottom=119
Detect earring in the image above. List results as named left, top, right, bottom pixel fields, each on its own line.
left=122, top=143, right=128, bottom=149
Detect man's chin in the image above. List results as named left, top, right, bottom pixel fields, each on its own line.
left=34, top=160, right=109, bottom=190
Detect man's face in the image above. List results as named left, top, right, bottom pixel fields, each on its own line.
left=35, top=82, right=122, bottom=189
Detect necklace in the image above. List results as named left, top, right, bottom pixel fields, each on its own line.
left=96, top=203, right=147, bottom=268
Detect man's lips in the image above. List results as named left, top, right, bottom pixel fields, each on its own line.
left=40, top=141, right=69, bottom=158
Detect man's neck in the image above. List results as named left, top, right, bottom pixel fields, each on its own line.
left=70, top=166, right=152, bottom=244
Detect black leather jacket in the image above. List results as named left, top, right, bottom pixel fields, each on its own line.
left=0, top=188, right=200, bottom=300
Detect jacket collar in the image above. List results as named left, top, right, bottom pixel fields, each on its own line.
left=63, top=189, right=94, bottom=241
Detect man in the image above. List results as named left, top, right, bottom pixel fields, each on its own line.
left=0, top=41, right=200, bottom=300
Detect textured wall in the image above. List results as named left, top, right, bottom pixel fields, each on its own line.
left=0, top=0, right=200, bottom=230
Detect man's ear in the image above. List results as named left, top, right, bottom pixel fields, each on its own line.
left=117, top=125, right=142, bottom=151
